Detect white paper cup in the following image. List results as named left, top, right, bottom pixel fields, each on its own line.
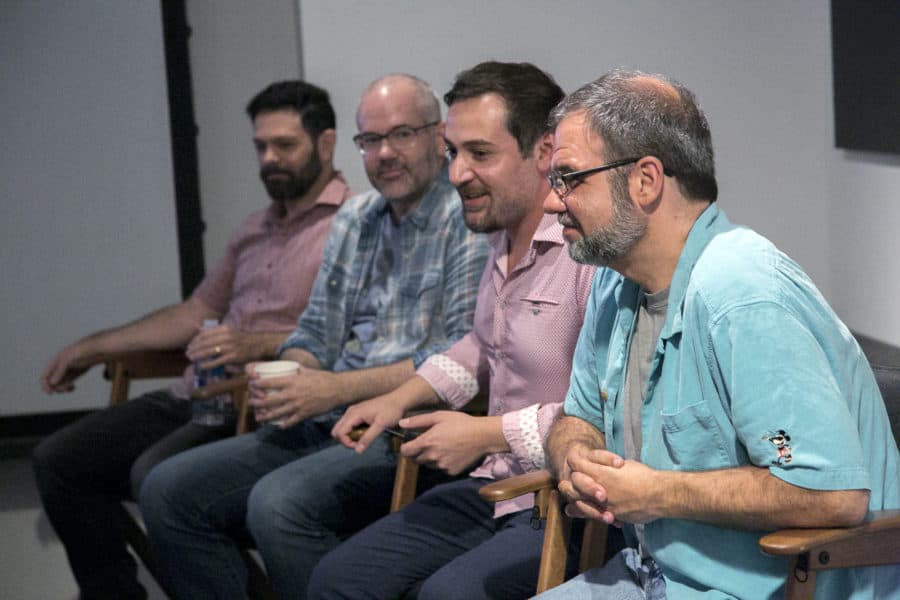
left=254, top=360, right=300, bottom=379
left=253, top=360, right=299, bottom=425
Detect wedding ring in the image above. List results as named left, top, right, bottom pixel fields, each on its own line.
left=215, top=346, right=221, bottom=354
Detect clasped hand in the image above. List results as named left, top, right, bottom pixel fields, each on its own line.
left=558, top=446, right=661, bottom=526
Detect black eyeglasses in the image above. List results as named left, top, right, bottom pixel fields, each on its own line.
left=352, top=121, right=439, bottom=155
left=547, top=157, right=674, bottom=198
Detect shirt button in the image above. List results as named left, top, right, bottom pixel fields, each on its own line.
left=330, top=280, right=337, bottom=287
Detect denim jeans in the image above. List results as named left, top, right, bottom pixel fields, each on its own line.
left=533, top=547, right=667, bottom=600
left=31, top=389, right=234, bottom=600
left=309, top=478, right=582, bottom=600
left=138, top=418, right=436, bottom=600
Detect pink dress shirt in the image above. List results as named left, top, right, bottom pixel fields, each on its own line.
left=171, top=174, right=351, bottom=398
left=417, top=213, right=596, bottom=516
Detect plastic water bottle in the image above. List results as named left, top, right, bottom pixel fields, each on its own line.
left=191, top=319, right=234, bottom=426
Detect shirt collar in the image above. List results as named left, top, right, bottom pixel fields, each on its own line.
left=661, top=203, right=732, bottom=339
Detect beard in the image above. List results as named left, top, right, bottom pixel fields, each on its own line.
left=564, top=176, right=647, bottom=266
left=260, top=148, right=323, bottom=201
left=458, top=183, right=531, bottom=234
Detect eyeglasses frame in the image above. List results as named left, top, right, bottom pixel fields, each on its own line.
left=352, top=121, right=440, bottom=155
left=548, top=157, right=675, bottom=198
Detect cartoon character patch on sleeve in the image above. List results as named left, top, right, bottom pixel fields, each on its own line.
left=762, top=430, right=793, bottom=465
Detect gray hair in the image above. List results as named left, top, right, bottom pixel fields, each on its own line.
left=550, top=68, right=717, bottom=201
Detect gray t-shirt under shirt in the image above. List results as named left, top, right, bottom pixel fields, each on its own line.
left=622, top=286, right=669, bottom=553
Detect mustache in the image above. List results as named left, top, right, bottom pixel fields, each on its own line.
left=375, top=159, right=405, bottom=175
left=260, top=165, right=294, bottom=179
left=456, top=182, right=488, bottom=198
left=557, top=213, right=580, bottom=229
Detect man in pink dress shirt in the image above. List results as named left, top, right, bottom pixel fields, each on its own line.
left=33, top=80, right=350, bottom=600
left=315, top=62, right=599, bottom=600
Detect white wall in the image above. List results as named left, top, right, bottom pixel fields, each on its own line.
left=299, top=0, right=900, bottom=345
left=1, top=1, right=180, bottom=416
left=828, top=152, right=900, bottom=343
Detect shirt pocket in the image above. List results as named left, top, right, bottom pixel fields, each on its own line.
left=519, top=294, right=561, bottom=316
left=658, top=400, right=731, bottom=470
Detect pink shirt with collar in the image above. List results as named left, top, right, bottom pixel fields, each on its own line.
left=417, top=213, right=596, bottom=516
left=171, top=174, right=351, bottom=398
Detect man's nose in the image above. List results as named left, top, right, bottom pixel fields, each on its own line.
left=448, top=155, right=473, bottom=187
left=543, top=188, right=566, bottom=214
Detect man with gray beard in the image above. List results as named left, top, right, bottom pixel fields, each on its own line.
left=539, top=69, right=899, bottom=599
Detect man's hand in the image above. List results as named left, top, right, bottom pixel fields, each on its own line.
left=332, top=394, right=406, bottom=453
left=561, top=448, right=665, bottom=525
left=398, top=412, right=504, bottom=476
left=557, top=445, right=626, bottom=525
left=247, top=363, right=340, bottom=427
left=186, top=324, right=262, bottom=371
left=40, top=344, right=94, bottom=393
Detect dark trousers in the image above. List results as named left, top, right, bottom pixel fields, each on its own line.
left=308, top=477, right=583, bottom=600
left=32, top=389, right=233, bottom=600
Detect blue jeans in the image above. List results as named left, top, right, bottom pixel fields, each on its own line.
left=533, top=547, right=667, bottom=600
left=139, top=417, right=426, bottom=600
left=308, top=478, right=581, bottom=600
left=31, top=389, right=233, bottom=600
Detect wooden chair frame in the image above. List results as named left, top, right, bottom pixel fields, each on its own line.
left=101, top=349, right=271, bottom=598
left=479, top=366, right=900, bottom=598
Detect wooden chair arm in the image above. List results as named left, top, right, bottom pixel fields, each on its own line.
left=479, top=469, right=555, bottom=503
left=102, top=349, right=189, bottom=380
left=759, top=509, right=900, bottom=569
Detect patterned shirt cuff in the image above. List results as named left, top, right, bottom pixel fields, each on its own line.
left=418, top=354, right=478, bottom=409
left=503, top=403, right=545, bottom=471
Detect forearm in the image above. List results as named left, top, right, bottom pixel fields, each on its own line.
left=655, top=466, right=870, bottom=530
left=280, top=347, right=325, bottom=370
left=77, top=298, right=214, bottom=359
left=333, top=359, right=416, bottom=407
left=546, top=415, right=606, bottom=479
left=386, top=375, right=444, bottom=414
left=241, top=331, right=292, bottom=362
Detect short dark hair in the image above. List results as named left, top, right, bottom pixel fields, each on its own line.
left=444, top=61, right=564, bottom=156
left=550, top=69, right=718, bottom=202
left=246, top=80, right=336, bottom=139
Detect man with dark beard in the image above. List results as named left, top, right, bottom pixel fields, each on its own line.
left=33, top=80, right=350, bottom=600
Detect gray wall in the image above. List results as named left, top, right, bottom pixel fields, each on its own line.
left=299, top=0, right=900, bottom=346
left=2, top=1, right=180, bottom=417
left=4, top=0, right=898, bottom=419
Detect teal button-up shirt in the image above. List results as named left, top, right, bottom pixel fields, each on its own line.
left=566, top=204, right=900, bottom=599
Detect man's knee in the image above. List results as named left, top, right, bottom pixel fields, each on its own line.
left=246, top=470, right=317, bottom=542
left=138, top=456, right=194, bottom=530
left=32, top=430, right=70, bottom=496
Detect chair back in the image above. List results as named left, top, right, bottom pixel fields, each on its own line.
left=872, top=363, right=900, bottom=444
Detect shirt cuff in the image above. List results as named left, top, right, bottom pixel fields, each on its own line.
left=502, top=403, right=545, bottom=471
left=417, top=354, right=478, bottom=409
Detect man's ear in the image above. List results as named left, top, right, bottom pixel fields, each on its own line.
left=534, top=132, right=554, bottom=173
left=630, top=156, right=666, bottom=209
left=433, top=121, right=447, bottom=155
left=317, top=128, right=337, bottom=164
